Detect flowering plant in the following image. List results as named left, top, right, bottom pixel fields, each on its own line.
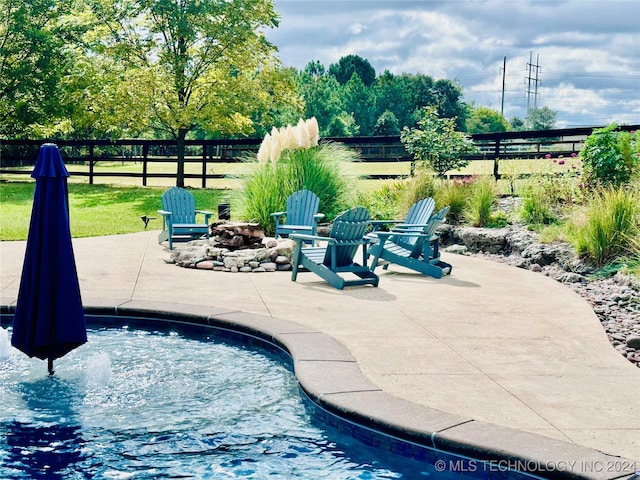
left=256, top=117, right=320, bottom=164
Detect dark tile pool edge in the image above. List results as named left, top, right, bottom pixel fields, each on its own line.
left=1, top=300, right=637, bottom=480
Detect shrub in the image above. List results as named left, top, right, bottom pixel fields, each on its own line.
left=356, top=181, right=404, bottom=222
left=487, top=211, right=510, bottom=228
left=242, top=141, right=356, bottom=235
left=398, top=172, right=437, bottom=215
left=520, top=184, right=557, bottom=225
left=580, top=124, right=640, bottom=188
left=464, top=176, right=496, bottom=227
left=568, top=187, right=640, bottom=266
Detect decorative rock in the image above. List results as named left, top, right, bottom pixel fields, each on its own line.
left=505, top=228, right=537, bottom=254
left=611, top=333, right=626, bottom=342
left=223, top=256, right=247, bottom=269
left=277, top=263, right=292, bottom=271
left=230, top=266, right=239, bottom=273
left=455, top=227, right=508, bottom=254
left=248, top=261, right=260, bottom=268
left=627, top=336, right=640, bottom=349
left=530, top=263, right=542, bottom=272
left=261, top=262, right=277, bottom=272
left=169, top=245, right=209, bottom=267
left=252, top=267, right=266, bottom=273
left=262, top=238, right=278, bottom=248
left=556, top=272, right=586, bottom=284
left=239, top=266, right=253, bottom=273
left=444, top=244, right=468, bottom=255
left=275, top=255, right=290, bottom=265
left=196, top=261, right=214, bottom=270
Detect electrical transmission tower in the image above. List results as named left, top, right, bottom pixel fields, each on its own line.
left=525, top=51, right=541, bottom=112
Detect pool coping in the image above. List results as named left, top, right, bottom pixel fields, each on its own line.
left=1, top=298, right=637, bottom=480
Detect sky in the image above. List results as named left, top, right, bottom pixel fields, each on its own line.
left=266, top=0, right=640, bottom=128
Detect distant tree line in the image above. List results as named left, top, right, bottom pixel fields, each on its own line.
left=1, top=0, right=559, bottom=187
left=0, top=1, right=558, bottom=142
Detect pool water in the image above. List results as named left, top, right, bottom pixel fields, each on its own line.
left=0, top=326, right=534, bottom=479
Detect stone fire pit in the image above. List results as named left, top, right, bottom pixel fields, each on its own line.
left=167, top=221, right=296, bottom=273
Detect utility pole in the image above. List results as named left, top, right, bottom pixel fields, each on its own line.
left=501, top=56, right=506, bottom=116
left=525, top=51, right=541, bottom=113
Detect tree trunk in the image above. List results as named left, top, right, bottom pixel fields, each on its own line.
left=176, top=128, right=187, bottom=187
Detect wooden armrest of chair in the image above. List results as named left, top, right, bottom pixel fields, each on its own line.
left=290, top=233, right=325, bottom=243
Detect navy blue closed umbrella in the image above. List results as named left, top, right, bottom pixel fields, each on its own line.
left=12, top=143, right=86, bottom=375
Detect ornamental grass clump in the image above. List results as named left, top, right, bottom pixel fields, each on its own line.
left=433, top=178, right=473, bottom=224
left=463, top=176, right=497, bottom=227
left=568, top=187, right=640, bottom=266
left=520, top=184, right=557, bottom=226
left=242, top=117, right=356, bottom=235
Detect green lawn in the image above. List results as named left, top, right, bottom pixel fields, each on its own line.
left=1, top=155, right=581, bottom=240
left=0, top=181, right=228, bottom=241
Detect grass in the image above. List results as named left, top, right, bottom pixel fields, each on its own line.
left=567, top=187, right=640, bottom=266
left=1, top=156, right=577, bottom=194
left=0, top=181, right=228, bottom=240
left=464, top=176, right=497, bottom=227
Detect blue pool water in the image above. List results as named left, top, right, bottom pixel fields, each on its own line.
left=0, top=325, right=537, bottom=479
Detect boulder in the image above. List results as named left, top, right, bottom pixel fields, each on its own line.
left=455, top=227, right=509, bottom=254
left=170, top=245, right=209, bottom=267
left=444, top=244, right=468, bottom=255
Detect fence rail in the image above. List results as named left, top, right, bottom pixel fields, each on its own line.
left=1, top=125, right=637, bottom=187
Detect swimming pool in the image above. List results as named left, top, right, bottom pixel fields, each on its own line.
left=0, top=312, right=546, bottom=479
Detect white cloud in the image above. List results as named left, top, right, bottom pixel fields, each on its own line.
left=348, top=22, right=367, bottom=35
left=269, top=0, right=640, bottom=127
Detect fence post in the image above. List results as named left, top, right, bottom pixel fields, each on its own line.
left=201, top=143, right=207, bottom=189
left=89, top=143, right=94, bottom=185
left=142, top=142, right=149, bottom=187
left=493, top=139, right=501, bottom=180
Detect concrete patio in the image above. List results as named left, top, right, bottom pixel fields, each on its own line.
left=1, top=230, right=638, bottom=477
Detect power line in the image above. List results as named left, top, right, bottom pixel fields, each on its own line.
left=543, top=72, right=640, bottom=79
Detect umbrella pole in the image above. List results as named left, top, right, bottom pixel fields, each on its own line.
left=48, top=358, right=54, bottom=375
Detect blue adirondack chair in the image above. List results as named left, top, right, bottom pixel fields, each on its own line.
left=271, top=190, right=324, bottom=239
left=290, top=207, right=379, bottom=290
left=369, top=197, right=436, bottom=251
left=157, top=187, right=213, bottom=250
left=368, top=206, right=452, bottom=278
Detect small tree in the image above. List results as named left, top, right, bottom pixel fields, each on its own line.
left=580, top=123, right=640, bottom=188
left=400, top=106, right=476, bottom=177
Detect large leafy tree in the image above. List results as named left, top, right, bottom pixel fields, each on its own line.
left=328, top=54, right=376, bottom=87
left=87, top=0, right=287, bottom=186
left=430, top=78, right=467, bottom=130
left=342, top=73, right=376, bottom=136
left=0, top=0, right=82, bottom=137
left=298, top=61, right=343, bottom=136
